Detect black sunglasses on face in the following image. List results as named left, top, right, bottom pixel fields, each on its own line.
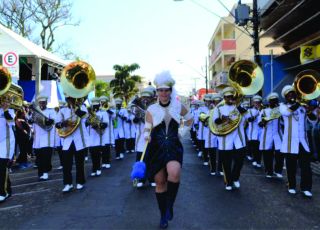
left=157, top=89, right=171, bottom=92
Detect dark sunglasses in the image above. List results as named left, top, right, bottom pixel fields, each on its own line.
left=157, top=88, right=171, bottom=92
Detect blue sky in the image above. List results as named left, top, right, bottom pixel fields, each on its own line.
left=55, top=0, right=244, bottom=95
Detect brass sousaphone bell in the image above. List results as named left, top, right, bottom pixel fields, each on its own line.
left=0, top=66, right=24, bottom=110
left=294, top=69, right=320, bottom=102
left=58, top=61, right=96, bottom=137
left=209, top=60, right=264, bottom=136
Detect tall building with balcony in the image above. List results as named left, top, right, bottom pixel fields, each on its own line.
left=208, top=8, right=284, bottom=94
left=208, top=15, right=253, bottom=90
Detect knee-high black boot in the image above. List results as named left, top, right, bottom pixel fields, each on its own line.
left=166, top=181, right=180, bottom=221
left=156, top=192, right=168, bottom=229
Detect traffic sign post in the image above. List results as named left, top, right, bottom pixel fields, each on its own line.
left=2, top=51, right=19, bottom=81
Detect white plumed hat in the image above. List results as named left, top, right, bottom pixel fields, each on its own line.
left=153, top=70, right=175, bottom=89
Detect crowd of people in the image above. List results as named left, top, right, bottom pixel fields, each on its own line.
left=190, top=85, right=319, bottom=198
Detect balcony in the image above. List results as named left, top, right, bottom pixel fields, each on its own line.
left=209, top=39, right=236, bottom=65
left=210, top=71, right=228, bottom=89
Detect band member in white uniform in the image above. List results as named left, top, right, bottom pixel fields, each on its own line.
left=245, top=95, right=262, bottom=168
left=133, top=88, right=156, bottom=188
left=100, top=96, right=115, bottom=169
left=56, top=96, right=90, bottom=192
left=279, top=85, right=316, bottom=197
left=113, top=98, right=126, bottom=160
left=212, top=87, right=247, bottom=191
left=201, top=94, right=213, bottom=166
left=195, top=101, right=206, bottom=158
left=258, top=92, right=284, bottom=178
left=207, top=93, right=223, bottom=176
left=125, top=106, right=136, bottom=153
left=0, top=101, right=15, bottom=202
left=31, top=95, right=56, bottom=181
left=54, top=101, right=66, bottom=170
left=87, top=97, right=108, bottom=177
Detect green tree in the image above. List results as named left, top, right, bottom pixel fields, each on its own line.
left=110, top=63, right=142, bottom=104
left=95, top=80, right=111, bottom=97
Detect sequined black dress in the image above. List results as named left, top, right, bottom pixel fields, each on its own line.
left=146, top=116, right=184, bottom=179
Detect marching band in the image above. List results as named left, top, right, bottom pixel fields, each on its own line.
left=0, top=59, right=320, bottom=211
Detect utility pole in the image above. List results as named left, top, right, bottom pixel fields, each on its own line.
left=236, top=0, right=260, bottom=65
left=252, top=0, right=260, bottom=65
left=205, top=57, right=208, bottom=94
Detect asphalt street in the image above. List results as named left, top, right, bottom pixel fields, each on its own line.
left=0, top=137, right=319, bottom=229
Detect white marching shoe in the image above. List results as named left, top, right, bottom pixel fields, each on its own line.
left=0, top=195, right=6, bottom=202
left=225, top=186, right=232, bottom=191
left=90, top=172, right=97, bottom=177
left=197, top=151, right=202, bottom=158
left=274, top=173, right=283, bottom=178
left=136, top=182, right=144, bottom=188
left=96, top=170, right=102, bottom=176
left=233, top=181, right=240, bottom=189
left=120, top=153, right=124, bottom=159
left=203, top=162, right=209, bottom=166
left=76, top=184, right=84, bottom=190
left=302, top=191, right=312, bottom=197
left=288, top=189, right=296, bottom=194
left=150, top=182, right=156, bottom=187
left=39, top=173, right=49, bottom=180
left=105, top=164, right=111, bottom=169
left=62, top=184, right=73, bottom=193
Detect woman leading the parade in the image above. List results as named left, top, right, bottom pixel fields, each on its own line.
left=144, top=71, right=193, bottom=229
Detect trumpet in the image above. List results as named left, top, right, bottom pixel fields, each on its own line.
left=0, top=66, right=24, bottom=110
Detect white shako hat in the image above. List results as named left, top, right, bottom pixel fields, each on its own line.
left=211, top=93, right=222, bottom=101
left=37, top=95, right=48, bottom=102
left=252, top=95, right=262, bottom=102
left=154, top=70, right=175, bottom=89
left=91, top=97, right=100, bottom=105
left=221, top=86, right=236, bottom=97
left=141, top=88, right=154, bottom=97
left=114, top=98, right=123, bottom=105
left=267, top=92, right=279, bottom=101
left=203, top=94, right=213, bottom=101
left=281, top=85, right=295, bottom=99
left=99, top=96, right=109, bottom=102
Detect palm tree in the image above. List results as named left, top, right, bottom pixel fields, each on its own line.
left=95, top=80, right=111, bottom=97
left=110, top=63, right=142, bottom=104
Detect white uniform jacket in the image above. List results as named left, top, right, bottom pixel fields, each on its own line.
left=280, top=103, right=315, bottom=154
left=113, top=108, right=127, bottom=139
left=135, top=121, right=145, bottom=152
left=203, top=109, right=218, bottom=148
left=197, top=106, right=209, bottom=140
left=88, top=110, right=109, bottom=147
left=0, top=109, right=15, bottom=159
left=124, top=111, right=136, bottom=139
left=245, top=107, right=260, bottom=141
left=258, top=107, right=283, bottom=150
left=54, top=111, right=62, bottom=148
left=212, top=104, right=246, bottom=150
left=104, top=109, right=116, bottom=145
left=191, top=108, right=198, bottom=132
left=57, top=105, right=90, bottom=151
left=32, top=108, right=56, bottom=149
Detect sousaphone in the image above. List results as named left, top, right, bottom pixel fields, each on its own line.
left=58, top=61, right=96, bottom=137
left=209, top=60, right=264, bottom=136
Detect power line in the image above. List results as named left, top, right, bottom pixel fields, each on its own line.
left=188, top=0, right=251, bottom=37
